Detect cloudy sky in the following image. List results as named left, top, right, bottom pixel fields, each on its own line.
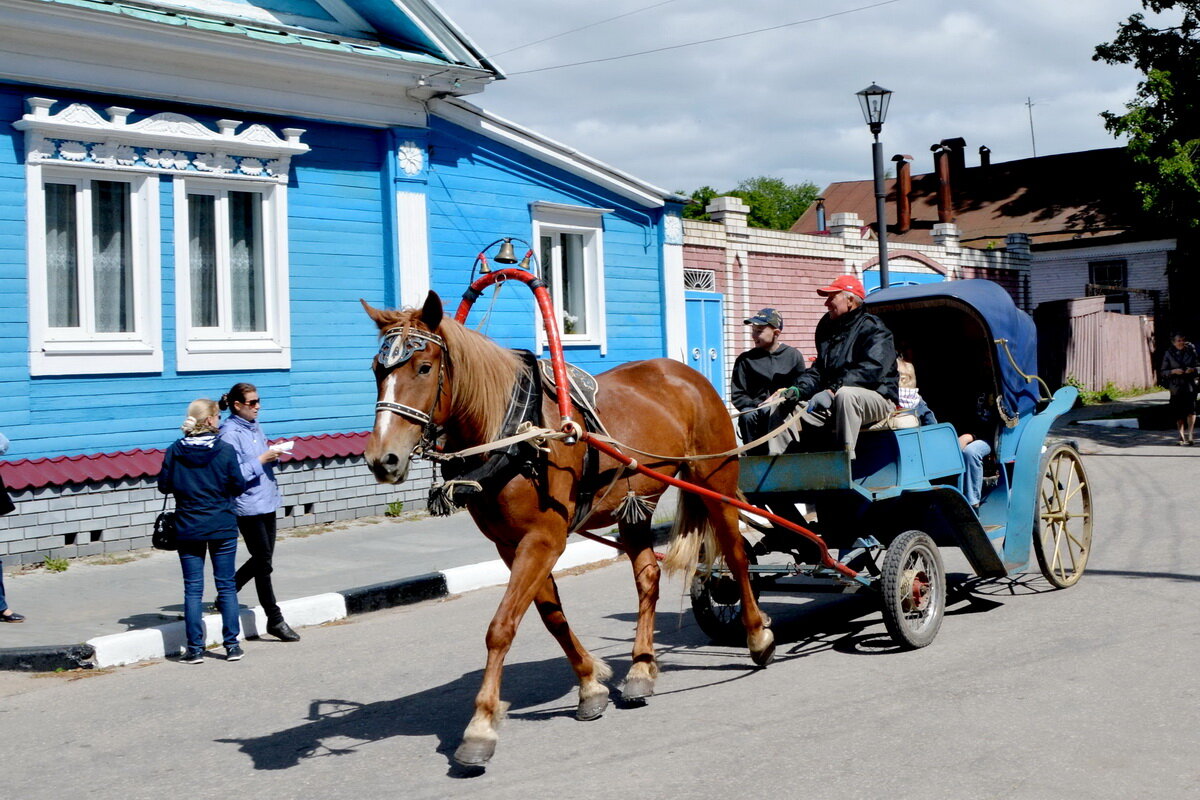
left=431, top=0, right=1160, bottom=195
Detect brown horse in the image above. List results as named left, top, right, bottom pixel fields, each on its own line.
left=363, top=291, right=773, bottom=767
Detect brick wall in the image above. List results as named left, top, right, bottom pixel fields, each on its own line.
left=0, top=459, right=434, bottom=565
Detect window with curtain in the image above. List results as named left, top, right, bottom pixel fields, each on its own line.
left=540, top=230, right=592, bottom=336
left=176, top=179, right=288, bottom=371
left=531, top=202, right=609, bottom=350
left=43, top=178, right=135, bottom=334
left=185, top=187, right=268, bottom=334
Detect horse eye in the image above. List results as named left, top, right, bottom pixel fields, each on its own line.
left=417, top=363, right=433, bottom=375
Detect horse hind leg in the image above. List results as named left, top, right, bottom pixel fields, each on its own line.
left=619, top=518, right=661, bottom=704
left=701, top=495, right=775, bottom=667
left=532, top=574, right=613, bottom=721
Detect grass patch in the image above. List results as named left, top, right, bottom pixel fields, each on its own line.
left=42, top=555, right=69, bottom=573
left=385, top=500, right=405, bottom=517
left=1067, top=377, right=1161, bottom=406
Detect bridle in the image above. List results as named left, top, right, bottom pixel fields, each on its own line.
left=373, top=327, right=447, bottom=455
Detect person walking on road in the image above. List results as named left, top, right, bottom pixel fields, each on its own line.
left=219, top=383, right=300, bottom=642
left=158, top=400, right=247, bottom=663
left=1161, top=333, right=1198, bottom=445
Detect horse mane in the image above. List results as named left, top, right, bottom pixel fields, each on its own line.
left=378, top=308, right=523, bottom=443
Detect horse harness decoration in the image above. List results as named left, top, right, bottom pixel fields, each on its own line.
left=374, top=327, right=446, bottom=454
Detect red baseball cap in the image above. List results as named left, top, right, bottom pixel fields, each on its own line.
left=816, top=274, right=865, bottom=300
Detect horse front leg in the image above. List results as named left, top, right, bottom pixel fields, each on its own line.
left=454, top=533, right=564, bottom=768
left=530, top=573, right=613, bottom=721
left=704, top=497, right=775, bottom=666
left=618, top=518, right=661, bottom=703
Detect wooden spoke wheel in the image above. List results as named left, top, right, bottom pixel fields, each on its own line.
left=881, top=530, right=945, bottom=649
left=1033, top=442, right=1093, bottom=588
left=690, top=538, right=760, bottom=645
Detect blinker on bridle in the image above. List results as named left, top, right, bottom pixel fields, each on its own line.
left=374, top=327, right=446, bottom=427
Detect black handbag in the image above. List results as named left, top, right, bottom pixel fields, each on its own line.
left=152, top=496, right=178, bottom=551
left=0, top=473, right=14, bottom=517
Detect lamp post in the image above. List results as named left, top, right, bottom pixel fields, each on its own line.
left=856, top=83, right=893, bottom=289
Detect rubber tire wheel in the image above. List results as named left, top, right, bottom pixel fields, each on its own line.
left=1033, top=442, right=1093, bottom=588
left=880, top=530, right=945, bottom=650
left=690, top=537, right=760, bottom=645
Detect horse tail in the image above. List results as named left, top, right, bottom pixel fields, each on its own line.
left=661, top=481, right=717, bottom=582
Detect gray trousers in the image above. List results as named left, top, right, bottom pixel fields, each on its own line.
left=798, top=386, right=894, bottom=459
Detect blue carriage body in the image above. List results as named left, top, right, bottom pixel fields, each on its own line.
left=737, top=280, right=1077, bottom=578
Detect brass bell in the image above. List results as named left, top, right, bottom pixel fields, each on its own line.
left=494, top=238, right=518, bottom=264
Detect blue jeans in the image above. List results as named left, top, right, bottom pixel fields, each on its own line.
left=0, top=558, right=8, bottom=614
left=963, top=439, right=992, bottom=507
left=178, top=538, right=240, bottom=653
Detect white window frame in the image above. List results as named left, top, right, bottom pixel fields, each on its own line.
left=174, top=177, right=291, bottom=371
left=531, top=202, right=611, bottom=353
left=26, top=166, right=161, bottom=375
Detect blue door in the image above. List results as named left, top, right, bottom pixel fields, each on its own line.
left=685, top=290, right=725, bottom=400
left=864, top=269, right=945, bottom=294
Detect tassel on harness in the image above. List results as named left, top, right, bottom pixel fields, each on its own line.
left=613, top=491, right=656, bottom=525
left=428, top=479, right=484, bottom=516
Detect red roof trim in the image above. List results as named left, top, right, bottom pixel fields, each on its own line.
left=0, top=432, right=371, bottom=492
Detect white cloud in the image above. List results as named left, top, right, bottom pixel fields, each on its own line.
left=434, top=0, right=1150, bottom=192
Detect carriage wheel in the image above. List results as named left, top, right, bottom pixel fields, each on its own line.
left=1033, top=442, right=1092, bottom=588
left=880, top=530, right=945, bottom=650
left=690, top=538, right=760, bottom=645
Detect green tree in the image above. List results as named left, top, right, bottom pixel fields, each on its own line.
left=680, top=185, right=720, bottom=220
left=728, top=175, right=819, bottom=230
left=1095, top=1, right=1200, bottom=229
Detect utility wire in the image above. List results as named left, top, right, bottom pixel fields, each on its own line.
left=507, top=0, right=905, bottom=76
left=490, top=0, right=681, bottom=57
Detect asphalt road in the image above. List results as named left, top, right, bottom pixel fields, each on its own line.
left=1, top=424, right=1197, bottom=800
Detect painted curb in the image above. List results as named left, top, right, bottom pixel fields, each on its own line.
left=0, top=532, right=636, bottom=672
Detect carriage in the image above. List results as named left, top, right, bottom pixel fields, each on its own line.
left=364, top=260, right=1091, bottom=767
left=691, top=279, right=1093, bottom=649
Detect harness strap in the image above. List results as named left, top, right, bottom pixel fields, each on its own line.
left=375, top=401, right=433, bottom=426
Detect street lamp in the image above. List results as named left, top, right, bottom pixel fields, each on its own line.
left=856, top=83, right=893, bottom=289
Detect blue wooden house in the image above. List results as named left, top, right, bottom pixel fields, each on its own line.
left=0, top=0, right=687, bottom=562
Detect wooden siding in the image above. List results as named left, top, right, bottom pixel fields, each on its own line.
left=1031, top=245, right=1170, bottom=316
left=424, top=116, right=666, bottom=373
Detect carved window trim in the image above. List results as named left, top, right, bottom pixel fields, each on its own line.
left=13, top=97, right=308, bottom=184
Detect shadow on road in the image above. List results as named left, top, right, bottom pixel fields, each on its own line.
left=215, top=655, right=577, bottom=772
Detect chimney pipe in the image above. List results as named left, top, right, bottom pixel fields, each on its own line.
left=940, top=137, right=967, bottom=178
left=931, top=144, right=954, bottom=223
left=815, top=196, right=827, bottom=232
left=891, top=154, right=912, bottom=234
left=979, top=145, right=991, bottom=167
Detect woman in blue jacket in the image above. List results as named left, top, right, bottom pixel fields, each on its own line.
left=158, top=399, right=248, bottom=663
left=218, top=383, right=299, bottom=642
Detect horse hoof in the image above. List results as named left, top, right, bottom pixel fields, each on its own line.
left=750, top=630, right=776, bottom=667
left=454, top=738, right=496, bottom=767
left=576, top=692, right=609, bottom=721
left=621, top=676, right=655, bottom=703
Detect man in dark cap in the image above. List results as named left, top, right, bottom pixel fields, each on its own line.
left=783, top=274, right=898, bottom=459
left=730, top=307, right=805, bottom=454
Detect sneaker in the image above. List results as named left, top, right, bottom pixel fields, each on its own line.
left=225, top=645, right=245, bottom=662
left=180, top=650, right=204, bottom=665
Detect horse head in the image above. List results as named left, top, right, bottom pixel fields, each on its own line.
left=362, top=291, right=449, bottom=484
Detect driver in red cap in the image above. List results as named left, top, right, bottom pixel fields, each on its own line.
left=780, top=274, right=899, bottom=458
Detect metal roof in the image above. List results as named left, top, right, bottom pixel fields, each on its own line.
left=0, top=432, right=370, bottom=491
left=37, top=0, right=482, bottom=70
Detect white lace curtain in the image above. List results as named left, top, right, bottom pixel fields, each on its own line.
left=44, top=183, right=79, bottom=328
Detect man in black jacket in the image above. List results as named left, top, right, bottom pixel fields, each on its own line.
left=731, top=308, right=805, bottom=454
left=783, top=275, right=898, bottom=458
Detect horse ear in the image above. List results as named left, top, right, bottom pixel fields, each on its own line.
left=360, top=298, right=393, bottom=330
left=420, top=290, right=444, bottom=331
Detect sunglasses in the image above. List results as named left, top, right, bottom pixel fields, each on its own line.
left=239, top=398, right=261, bottom=407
